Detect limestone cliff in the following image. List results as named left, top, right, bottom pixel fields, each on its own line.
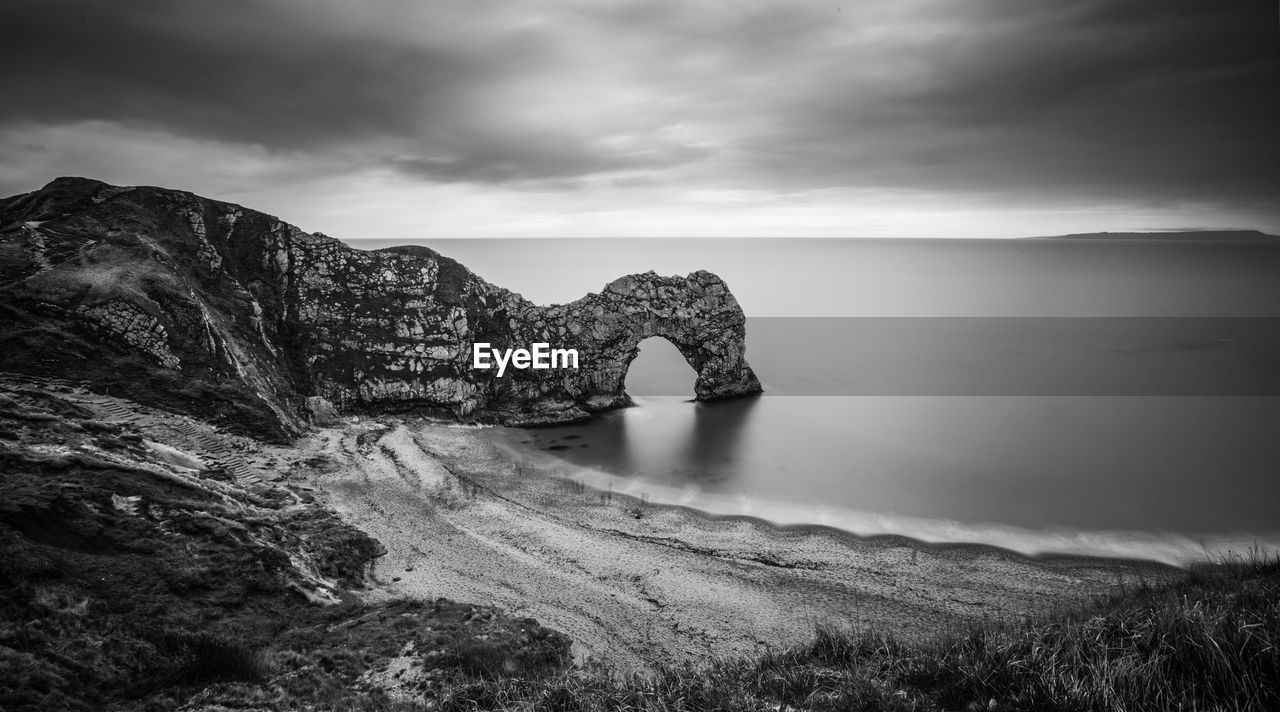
left=0, top=177, right=760, bottom=439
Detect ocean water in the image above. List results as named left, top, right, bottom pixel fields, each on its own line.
left=350, top=237, right=1280, bottom=564
left=495, top=394, right=1280, bottom=565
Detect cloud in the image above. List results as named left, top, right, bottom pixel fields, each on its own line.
left=0, top=1, right=523, bottom=146
left=711, top=0, right=1280, bottom=203
left=0, top=0, right=1275, bottom=234
left=0, top=1, right=722, bottom=176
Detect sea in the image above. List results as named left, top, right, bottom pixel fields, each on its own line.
left=352, top=237, right=1280, bottom=565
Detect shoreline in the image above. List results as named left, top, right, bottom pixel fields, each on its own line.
left=489, top=412, right=1276, bottom=570
left=306, top=417, right=1181, bottom=672
left=492, top=435, right=1195, bottom=573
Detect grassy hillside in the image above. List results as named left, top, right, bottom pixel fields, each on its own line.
left=437, top=553, right=1278, bottom=712
left=0, top=382, right=571, bottom=711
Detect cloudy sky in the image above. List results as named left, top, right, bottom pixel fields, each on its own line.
left=1, top=0, right=1277, bottom=238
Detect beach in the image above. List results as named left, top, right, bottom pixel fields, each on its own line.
left=302, top=418, right=1179, bottom=673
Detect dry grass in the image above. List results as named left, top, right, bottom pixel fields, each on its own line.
left=428, top=550, right=1279, bottom=712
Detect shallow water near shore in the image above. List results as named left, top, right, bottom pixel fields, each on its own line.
left=495, top=395, right=1280, bottom=566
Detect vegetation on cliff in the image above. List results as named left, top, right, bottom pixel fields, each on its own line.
left=0, top=379, right=570, bottom=711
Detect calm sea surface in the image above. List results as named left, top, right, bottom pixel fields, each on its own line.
left=351, top=237, right=1280, bottom=564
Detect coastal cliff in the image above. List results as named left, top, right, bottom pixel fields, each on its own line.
left=0, top=178, right=760, bottom=440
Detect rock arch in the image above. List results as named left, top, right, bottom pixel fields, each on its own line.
left=487, top=270, right=763, bottom=423
left=594, top=271, right=761, bottom=402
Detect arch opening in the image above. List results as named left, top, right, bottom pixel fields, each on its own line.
left=624, top=336, right=698, bottom=397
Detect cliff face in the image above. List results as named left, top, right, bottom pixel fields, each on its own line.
left=0, top=177, right=760, bottom=439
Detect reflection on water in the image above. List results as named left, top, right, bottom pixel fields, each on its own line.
left=683, top=395, right=758, bottom=485
left=504, top=395, right=1280, bottom=565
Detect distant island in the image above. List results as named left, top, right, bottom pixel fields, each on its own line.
left=1026, top=229, right=1279, bottom=241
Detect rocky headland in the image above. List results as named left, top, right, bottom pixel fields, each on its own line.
left=0, top=178, right=760, bottom=441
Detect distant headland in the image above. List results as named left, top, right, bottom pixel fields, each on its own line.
left=1026, top=230, right=1279, bottom=241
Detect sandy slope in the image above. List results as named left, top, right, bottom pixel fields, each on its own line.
left=304, top=419, right=1176, bottom=672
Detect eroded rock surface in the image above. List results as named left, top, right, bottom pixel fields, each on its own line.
left=0, top=177, right=760, bottom=437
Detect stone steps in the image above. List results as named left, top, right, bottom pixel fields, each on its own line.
left=4, top=374, right=268, bottom=488
left=98, top=400, right=138, bottom=422
left=173, top=421, right=255, bottom=482
left=64, top=394, right=141, bottom=423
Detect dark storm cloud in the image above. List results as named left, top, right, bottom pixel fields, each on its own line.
left=898, top=1, right=1268, bottom=126
left=1, top=1, right=454, bottom=147
left=729, top=0, right=1280, bottom=203
left=0, top=0, right=716, bottom=183
left=0, top=0, right=1276, bottom=217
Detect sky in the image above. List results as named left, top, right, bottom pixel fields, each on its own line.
left=1, top=0, right=1277, bottom=238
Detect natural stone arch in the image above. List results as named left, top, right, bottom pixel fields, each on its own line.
left=613, top=309, right=751, bottom=401
left=488, top=270, right=763, bottom=422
